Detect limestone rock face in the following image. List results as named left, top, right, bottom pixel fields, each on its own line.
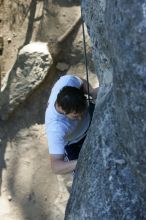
left=0, top=42, right=52, bottom=120
left=65, top=1, right=146, bottom=219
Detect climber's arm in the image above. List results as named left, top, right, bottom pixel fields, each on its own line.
left=50, top=154, right=77, bottom=174
left=80, top=77, right=98, bottom=99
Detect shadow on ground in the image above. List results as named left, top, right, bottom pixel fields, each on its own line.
left=0, top=65, right=70, bottom=220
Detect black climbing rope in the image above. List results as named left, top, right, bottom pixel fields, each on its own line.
left=81, top=11, right=92, bottom=104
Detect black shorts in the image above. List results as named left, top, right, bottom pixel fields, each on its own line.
left=64, top=101, right=95, bottom=161
left=64, top=136, right=86, bottom=161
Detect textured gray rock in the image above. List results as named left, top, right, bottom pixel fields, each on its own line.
left=65, top=1, right=146, bottom=219
left=0, top=42, right=52, bottom=120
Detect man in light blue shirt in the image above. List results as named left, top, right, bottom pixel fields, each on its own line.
left=45, top=75, right=98, bottom=174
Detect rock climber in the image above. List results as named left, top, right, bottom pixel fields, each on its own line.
left=45, top=74, right=98, bottom=174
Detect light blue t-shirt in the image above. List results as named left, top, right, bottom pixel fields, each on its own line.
left=45, top=75, right=90, bottom=154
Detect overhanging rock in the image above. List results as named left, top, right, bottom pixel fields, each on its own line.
left=65, top=0, right=146, bottom=219
left=0, top=42, right=53, bottom=120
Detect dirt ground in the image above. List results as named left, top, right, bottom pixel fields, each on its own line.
left=0, top=0, right=98, bottom=219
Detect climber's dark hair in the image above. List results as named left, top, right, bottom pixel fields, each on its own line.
left=56, top=86, right=87, bottom=114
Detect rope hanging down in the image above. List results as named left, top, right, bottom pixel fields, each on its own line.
left=81, top=16, right=91, bottom=103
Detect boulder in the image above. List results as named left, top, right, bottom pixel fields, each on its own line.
left=0, top=42, right=52, bottom=120
left=65, top=1, right=146, bottom=219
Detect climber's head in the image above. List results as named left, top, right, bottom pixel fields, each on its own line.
left=56, top=86, right=87, bottom=120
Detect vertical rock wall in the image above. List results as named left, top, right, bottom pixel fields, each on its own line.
left=65, top=0, right=146, bottom=219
